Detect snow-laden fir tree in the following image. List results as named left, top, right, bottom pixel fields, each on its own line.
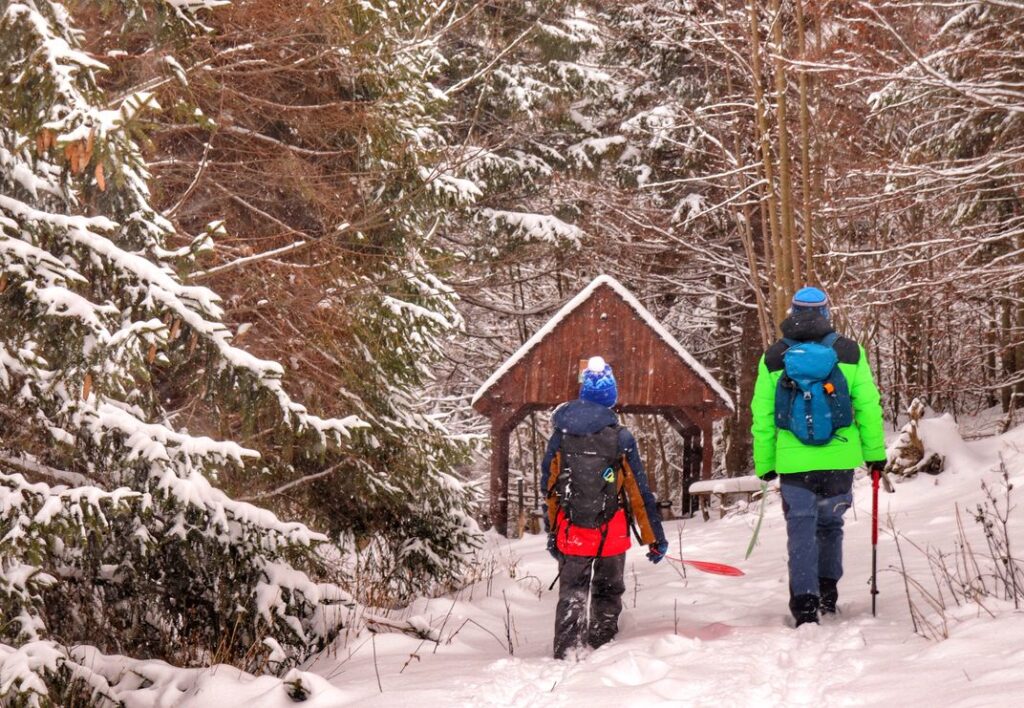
left=417, top=2, right=621, bottom=519
left=432, top=2, right=612, bottom=377
left=89, top=0, right=483, bottom=598
left=279, top=0, right=481, bottom=594
left=0, top=1, right=467, bottom=704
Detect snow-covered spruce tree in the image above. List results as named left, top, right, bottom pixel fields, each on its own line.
left=421, top=2, right=625, bottom=519
left=438, top=1, right=608, bottom=267
left=291, top=0, right=481, bottom=597
left=85, top=0, right=482, bottom=600
left=0, top=1, right=438, bottom=703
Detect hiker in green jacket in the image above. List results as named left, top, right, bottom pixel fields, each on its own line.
left=751, top=287, right=887, bottom=626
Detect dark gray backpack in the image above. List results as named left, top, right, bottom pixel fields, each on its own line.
left=555, top=425, right=622, bottom=529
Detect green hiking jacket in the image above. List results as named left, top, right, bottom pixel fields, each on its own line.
left=751, top=318, right=886, bottom=476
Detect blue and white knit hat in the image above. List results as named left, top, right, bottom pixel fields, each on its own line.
left=791, top=286, right=830, bottom=320
left=579, top=356, right=618, bottom=408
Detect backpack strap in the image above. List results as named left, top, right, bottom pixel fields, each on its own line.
left=546, top=451, right=561, bottom=532
left=592, top=521, right=612, bottom=559
left=783, top=334, right=839, bottom=348
left=620, top=454, right=656, bottom=545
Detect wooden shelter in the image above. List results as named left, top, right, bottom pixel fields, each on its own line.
left=472, top=275, right=734, bottom=535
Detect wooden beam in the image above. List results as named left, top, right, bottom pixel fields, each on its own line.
left=665, top=409, right=699, bottom=438
left=682, top=433, right=695, bottom=517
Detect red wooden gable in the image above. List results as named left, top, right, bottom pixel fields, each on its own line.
left=472, top=276, right=733, bottom=419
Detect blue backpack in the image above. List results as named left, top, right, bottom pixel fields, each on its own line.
left=774, top=333, right=854, bottom=446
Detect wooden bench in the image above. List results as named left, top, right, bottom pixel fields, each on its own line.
left=688, top=475, right=764, bottom=521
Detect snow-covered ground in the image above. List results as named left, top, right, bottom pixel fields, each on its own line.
left=114, top=415, right=1024, bottom=707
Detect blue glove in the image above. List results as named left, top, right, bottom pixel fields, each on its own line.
left=546, top=533, right=561, bottom=561
left=646, top=539, right=669, bottom=564
left=761, top=471, right=778, bottom=482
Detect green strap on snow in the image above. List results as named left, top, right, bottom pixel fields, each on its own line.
left=745, top=480, right=769, bottom=560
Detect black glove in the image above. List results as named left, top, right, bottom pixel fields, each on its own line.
left=546, top=533, right=561, bottom=561
left=760, top=471, right=778, bottom=482
left=867, top=460, right=886, bottom=473
left=646, top=539, right=669, bottom=564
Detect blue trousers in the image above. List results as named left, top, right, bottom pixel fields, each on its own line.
left=780, top=471, right=854, bottom=597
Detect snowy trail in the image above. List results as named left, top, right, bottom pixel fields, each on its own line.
left=294, top=420, right=1024, bottom=707
left=307, top=505, right=875, bottom=708
left=314, top=508, right=885, bottom=708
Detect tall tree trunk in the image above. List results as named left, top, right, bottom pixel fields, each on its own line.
left=1002, top=300, right=1013, bottom=412
left=770, top=0, right=799, bottom=294
left=1015, top=229, right=1024, bottom=408
left=726, top=307, right=761, bottom=475
left=794, top=0, right=815, bottom=284
left=726, top=67, right=772, bottom=344
left=748, top=0, right=786, bottom=324
left=987, top=301, right=999, bottom=408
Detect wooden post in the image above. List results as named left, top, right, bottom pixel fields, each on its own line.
left=682, top=434, right=694, bottom=516
left=516, top=477, right=526, bottom=537
left=490, top=416, right=511, bottom=536
left=665, top=410, right=701, bottom=517
left=701, top=420, right=713, bottom=481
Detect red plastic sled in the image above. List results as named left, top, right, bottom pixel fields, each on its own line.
left=667, top=556, right=745, bottom=577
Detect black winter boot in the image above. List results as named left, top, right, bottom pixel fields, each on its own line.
left=819, top=577, right=839, bottom=614
left=789, top=593, right=819, bottom=627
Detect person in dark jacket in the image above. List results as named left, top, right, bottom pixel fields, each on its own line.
left=541, top=356, right=669, bottom=659
left=751, top=287, right=887, bottom=626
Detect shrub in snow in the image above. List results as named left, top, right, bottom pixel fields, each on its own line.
left=893, top=459, right=1024, bottom=642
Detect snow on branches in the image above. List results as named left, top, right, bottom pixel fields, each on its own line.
left=0, top=2, right=402, bottom=704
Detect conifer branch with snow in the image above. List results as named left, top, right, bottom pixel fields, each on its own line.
left=1, top=1, right=479, bottom=704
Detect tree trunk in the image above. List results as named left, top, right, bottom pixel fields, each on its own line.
left=748, top=0, right=786, bottom=324
left=725, top=307, right=760, bottom=475
left=770, top=0, right=799, bottom=294
left=794, top=0, right=815, bottom=283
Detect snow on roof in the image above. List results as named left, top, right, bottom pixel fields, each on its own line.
left=471, top=274, right=734, bottom=410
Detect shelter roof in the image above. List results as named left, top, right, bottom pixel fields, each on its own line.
left=471, top=275, right=734, bottom=416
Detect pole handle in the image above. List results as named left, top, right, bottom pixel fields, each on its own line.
left=871, top=469, right=880, bottom=546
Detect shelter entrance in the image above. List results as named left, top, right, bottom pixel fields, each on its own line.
left=499, top=407, right=708, bottom=537
left=472, top=276, right=734, bottom=536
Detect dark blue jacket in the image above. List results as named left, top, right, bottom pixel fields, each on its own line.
left=540, top=399, right=666, bottom=543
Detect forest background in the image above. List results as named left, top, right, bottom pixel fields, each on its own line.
left=2, top=0, right=1022, bottom=703
left=109, top=0, right=1020, bottom=526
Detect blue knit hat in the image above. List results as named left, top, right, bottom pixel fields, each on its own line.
left=579, top=356, right=617, bottom=408
left=791, top=286, right=830, bottom=320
